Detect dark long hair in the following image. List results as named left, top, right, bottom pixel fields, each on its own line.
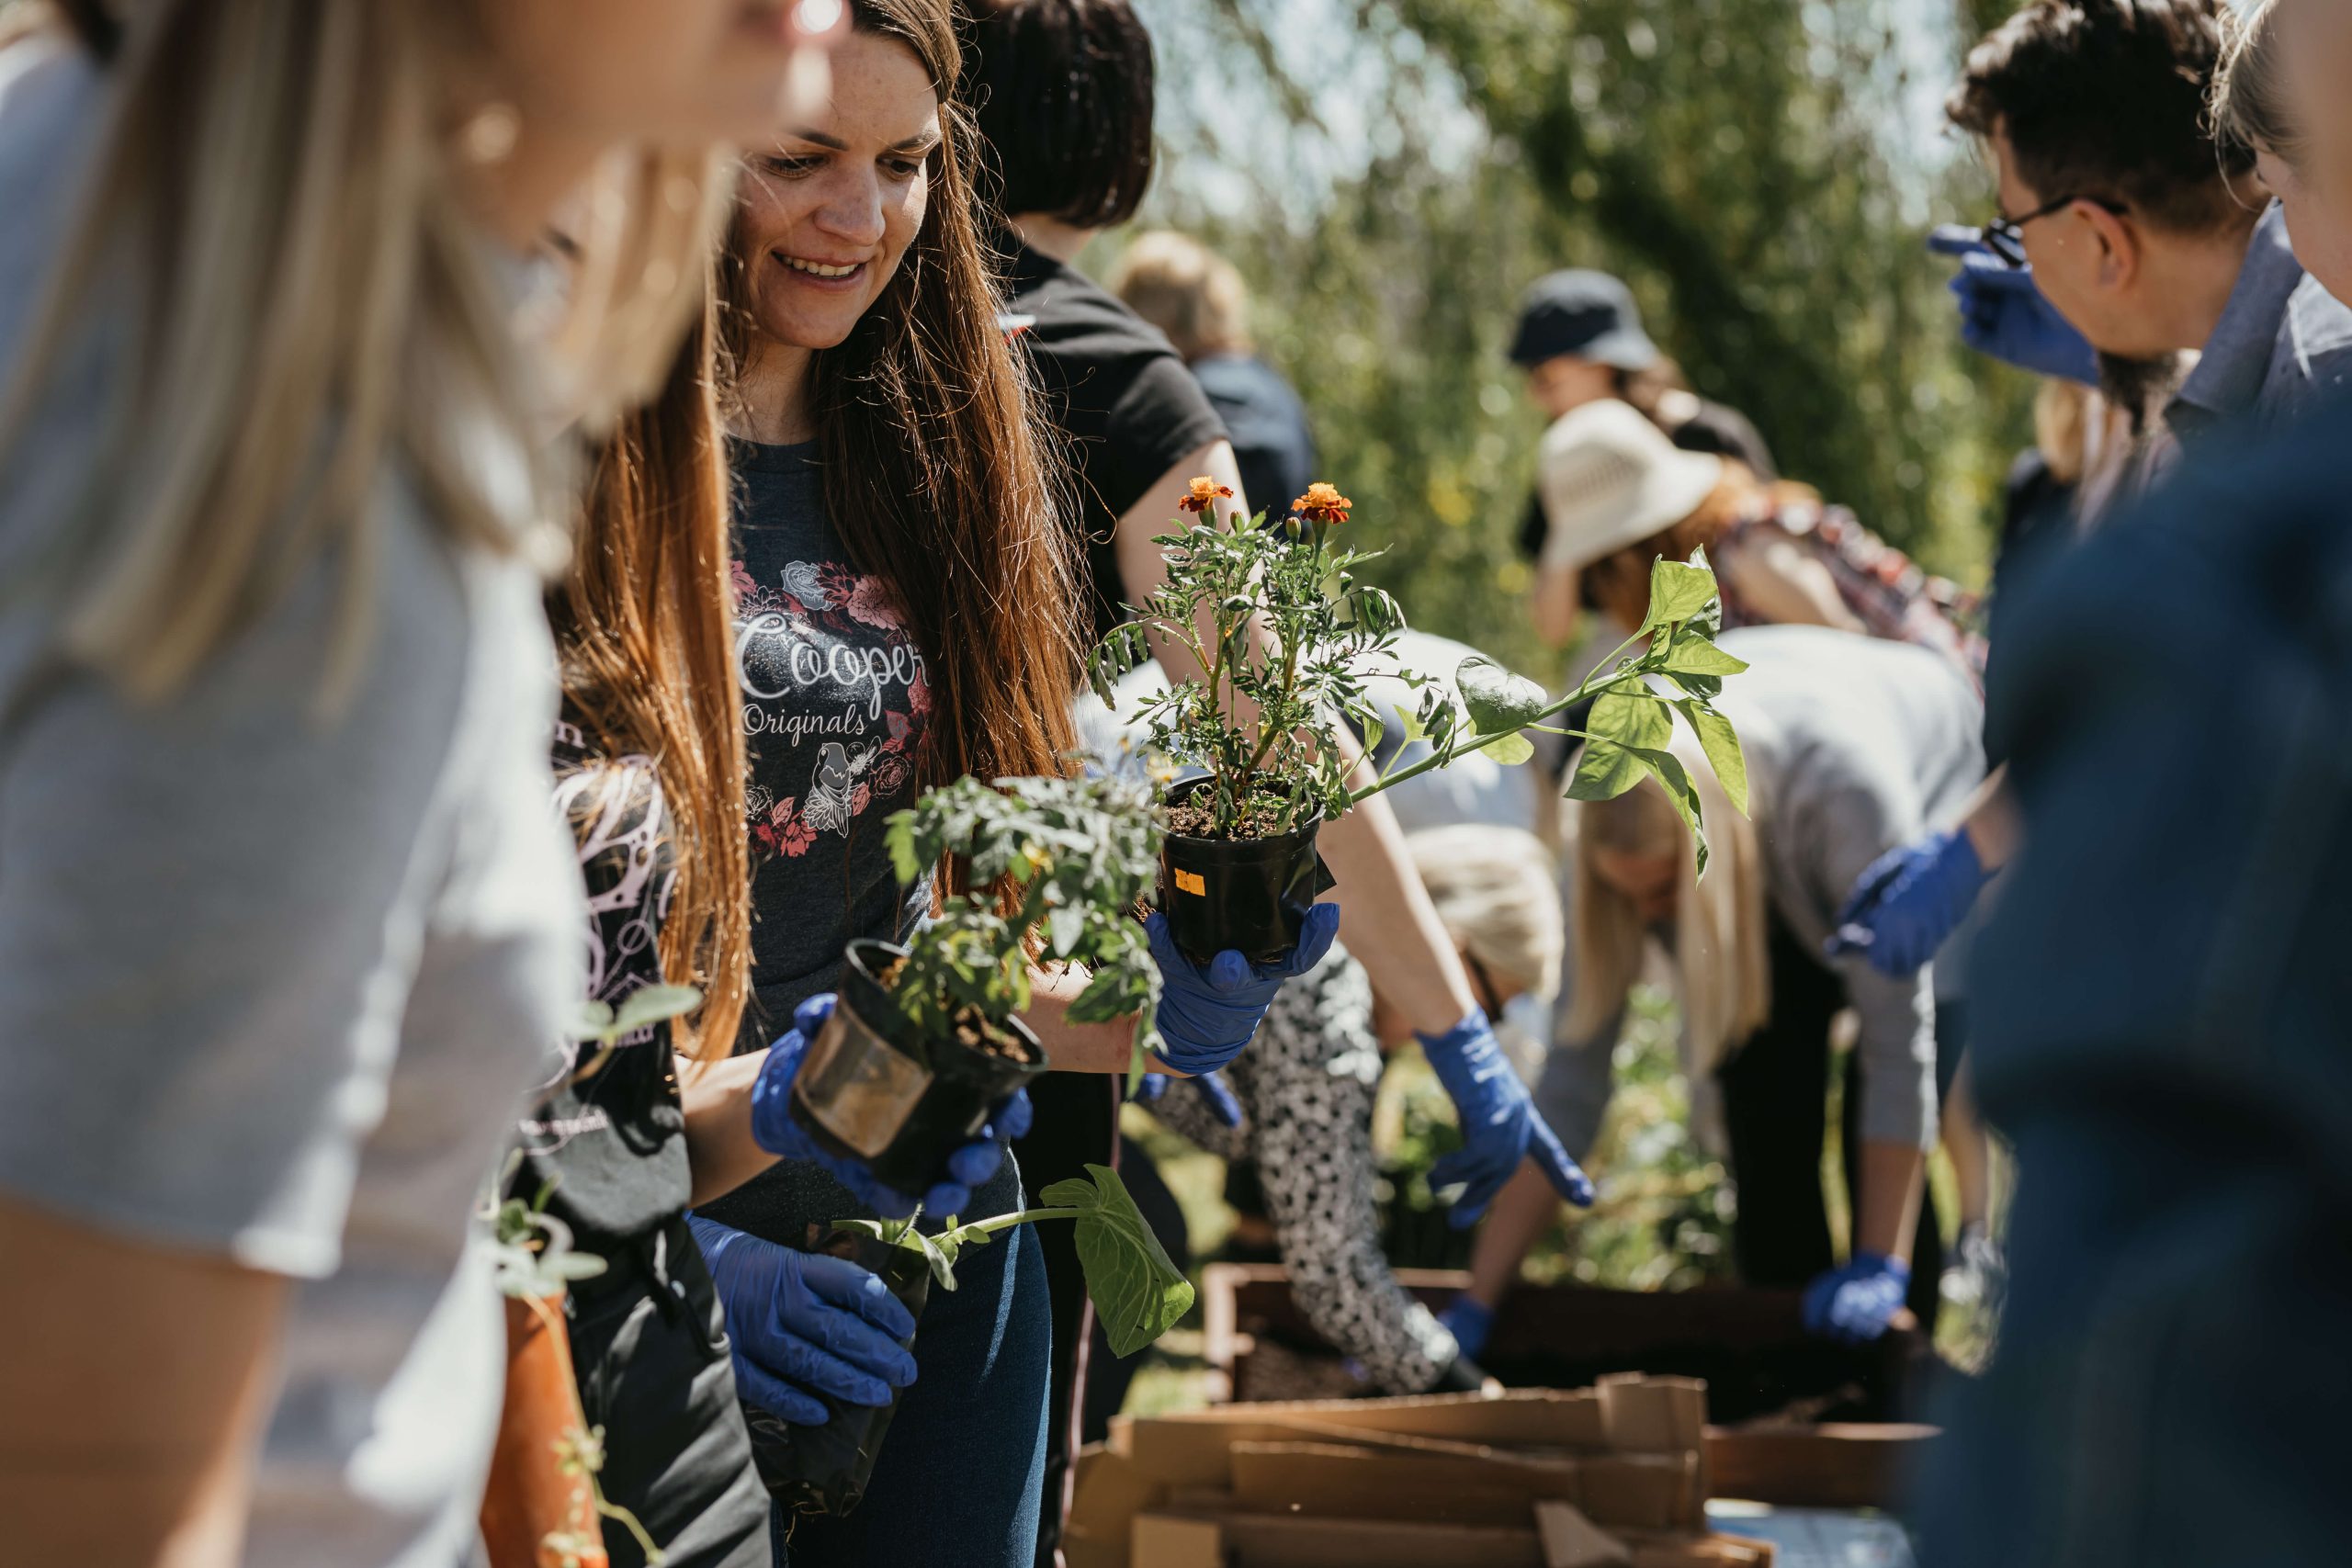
left=553, top=295, right=752, bottom=1064
left=719, top=0, right=1082, bottom=801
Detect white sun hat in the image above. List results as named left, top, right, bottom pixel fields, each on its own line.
left=1535, top=399, right=1725, bottom=573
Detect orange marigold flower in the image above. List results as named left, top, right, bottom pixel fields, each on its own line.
left=1294, top=482, right=1353, bottom=525
left=1178, top=476, right=1235, bottom=514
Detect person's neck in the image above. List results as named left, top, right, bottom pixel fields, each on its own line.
left=2144, top=217, right=2265, bottom=355
left=1007, top=212, right=1099, bottom=265
left=730, top=338, right=818, bottom=446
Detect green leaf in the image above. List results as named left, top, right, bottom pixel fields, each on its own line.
left=1675, top=700, right=1750, bottom=817
left=1660, top=637, right=1748, bottom=677
left=572, top=999, right=616, bottom=1043
left=886, top=810, right=923, bottom=888
left=1046, top=904, right=1086, bottom=959
left=1040, top=1165, right=1195, bottom=1357
left=1566, top=738, right=1646, bottom=802
left=1455, top=655, right=1548, bottom=736
left=611, top=983, right=703, bottom=1036
left=1478, top=731, right=1535, bottom=767
left=1635, top=554, right=1722, bottom=636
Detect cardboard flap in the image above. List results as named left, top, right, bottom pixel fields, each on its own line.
left=1536, top=1502, right=1633, bottom=1568
left=1132, top=1509, right=1547, bottom=1568
left=1136, top=1386, right=1613, bottom=1449
left=1227, top=1440, right=1583, bottom=1529
left=1577, top=1452, right=1704, bottom=1531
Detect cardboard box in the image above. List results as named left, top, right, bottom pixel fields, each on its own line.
left=1124, top=1504, right=1773, bottom=1568
left=1702, top=1423, right=1939, bottom=1510
left=1073, top=1376, right=1737, bottom=1568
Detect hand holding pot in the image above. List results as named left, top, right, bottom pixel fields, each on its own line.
left=752, top=994, right=1035, bottom=1218
left=1419, top=1008, right=1595, bottom=1227
left=686, top=1215, right=919, bottom=1427
left=1145, top=902, right=1340, bottom=1077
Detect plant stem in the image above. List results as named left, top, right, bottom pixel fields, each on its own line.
left=1351, top=629, right=1655, bottom=807
left=964, top=1206, right=1083, bottom=1237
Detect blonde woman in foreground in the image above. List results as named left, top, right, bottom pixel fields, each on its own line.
left=1446, top=627, right=1984, bottom=1361
left=0, top=3, right=838, bottom=1564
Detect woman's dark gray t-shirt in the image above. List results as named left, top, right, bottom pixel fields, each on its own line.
left=695, top=440, right=1015, bottom=1239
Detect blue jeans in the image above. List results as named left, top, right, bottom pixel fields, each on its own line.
left=1924, top=404, right=2352, bottom=1565
left=773, top=1218, right=1050, bottom=1566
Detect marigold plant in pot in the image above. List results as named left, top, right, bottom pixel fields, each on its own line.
left=748, top=771, right=1183, bottom=1516
left=1094, top=479, right=1754, bottom=964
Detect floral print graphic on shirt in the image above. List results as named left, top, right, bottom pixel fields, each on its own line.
left=733, top=556, right=931, bottom=863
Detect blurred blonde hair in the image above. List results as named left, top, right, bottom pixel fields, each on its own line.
left=2211, top=0, right=2302, bottom=168
left=0, top=1, right=731, bottom=701
left=1108, top=229, right=1251, bottom=361
left=2034, top=378, right=2092, bottom=486
left=1566, top=735, right=1769, bottom=1076
left=1405, top=825, right=1563, bottom=1000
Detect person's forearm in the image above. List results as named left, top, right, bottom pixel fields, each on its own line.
left=1464, top=1159, right=1560, bottom=1309
left=1023, top=965, right=1168, bottom=1075
left=0, top=1196, right=286, bottom=1568
left=1532, top=565, right=1583, bottom=649
left=1317, top=773, right=1480, bottom=1035
left=1854, top=1137, right=1926, bottom=1263
left=680, top=1049, right=778, bottom=1209
left=1958, top=763, right=2020, bottom=872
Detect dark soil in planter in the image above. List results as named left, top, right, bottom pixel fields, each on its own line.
left=1159, top=777, right=1335, bottom=967
left=741, top=1227, right=929, bottom=1517
left=788, top=939, right=1048, bottom=1197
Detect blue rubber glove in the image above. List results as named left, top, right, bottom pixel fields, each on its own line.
left=686, top=1214, right=919, bottom=1427
left=1144, top=901, right=1341, bottom=1076
left=1826, top=829, right=1990, bottom=978
left=749, top=993, right=1034, bottom=1219
left=1134, top=1069, right=1245, bottom=1128
left=1419, top=1008, right=1595, bottom=1227
left=1802, top=1251, right=1912, bottom=1345
left=1928, top=226, right=2098, bottom=385
left=1436, top=1296, right=1495, bottom=1361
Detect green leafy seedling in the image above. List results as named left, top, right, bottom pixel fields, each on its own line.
left=834, top=1165, right=1193, bottom=1359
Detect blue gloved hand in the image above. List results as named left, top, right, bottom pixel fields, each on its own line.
left=1436, top=1296, right=1495, bottom=1361
left=1802, top=1251, right=1913, bottom=1345
left=749, top=993, right=1034, bottom=1219
left=1144, top=901, right=1341, bottom=1076
left=686, top=1214, right=919, bottom=1427
left=1134, top=1069, right=1245, bottom=1128
left=1928, top=226, right=2098, bottom=385
left=1419, top=1008, right=1595, bottom=1227
left=1826, top=828, right=1990, bottom=978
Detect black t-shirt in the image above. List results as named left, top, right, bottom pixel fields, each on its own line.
left=514, top=719, right=691, bottom=1255
left=1004, top=242, right=1229, bottom=644
left=727, top=439, right=934, bottom=1038
left=1514, top=396, right=1780, bottom=560
left=1192, top=353, right=1317, bottom=524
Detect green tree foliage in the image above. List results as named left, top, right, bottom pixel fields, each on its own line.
left=1131, top=0, right=2039, bottom=683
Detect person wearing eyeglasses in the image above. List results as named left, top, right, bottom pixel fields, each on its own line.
left=1833, top=0, right=2352, bottom=987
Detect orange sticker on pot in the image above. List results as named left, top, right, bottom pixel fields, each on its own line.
left=1173, top=869, right=1206, bottom=897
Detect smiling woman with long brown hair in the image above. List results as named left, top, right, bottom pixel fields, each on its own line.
left=677, top=3, right=1081, bottom=1562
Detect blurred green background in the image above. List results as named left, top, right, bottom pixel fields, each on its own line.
left=1114, top=0, right=2043, bottom=685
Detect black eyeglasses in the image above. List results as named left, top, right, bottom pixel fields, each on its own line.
left=1982, top=193, right=2127, bottom=267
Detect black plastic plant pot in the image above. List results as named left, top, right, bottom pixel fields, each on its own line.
left=741, top=1229, right=929, bottom=1517
left=787, top=939, right=1048, bottom=1196
left=1158, top=777, right=1336, bottom=967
